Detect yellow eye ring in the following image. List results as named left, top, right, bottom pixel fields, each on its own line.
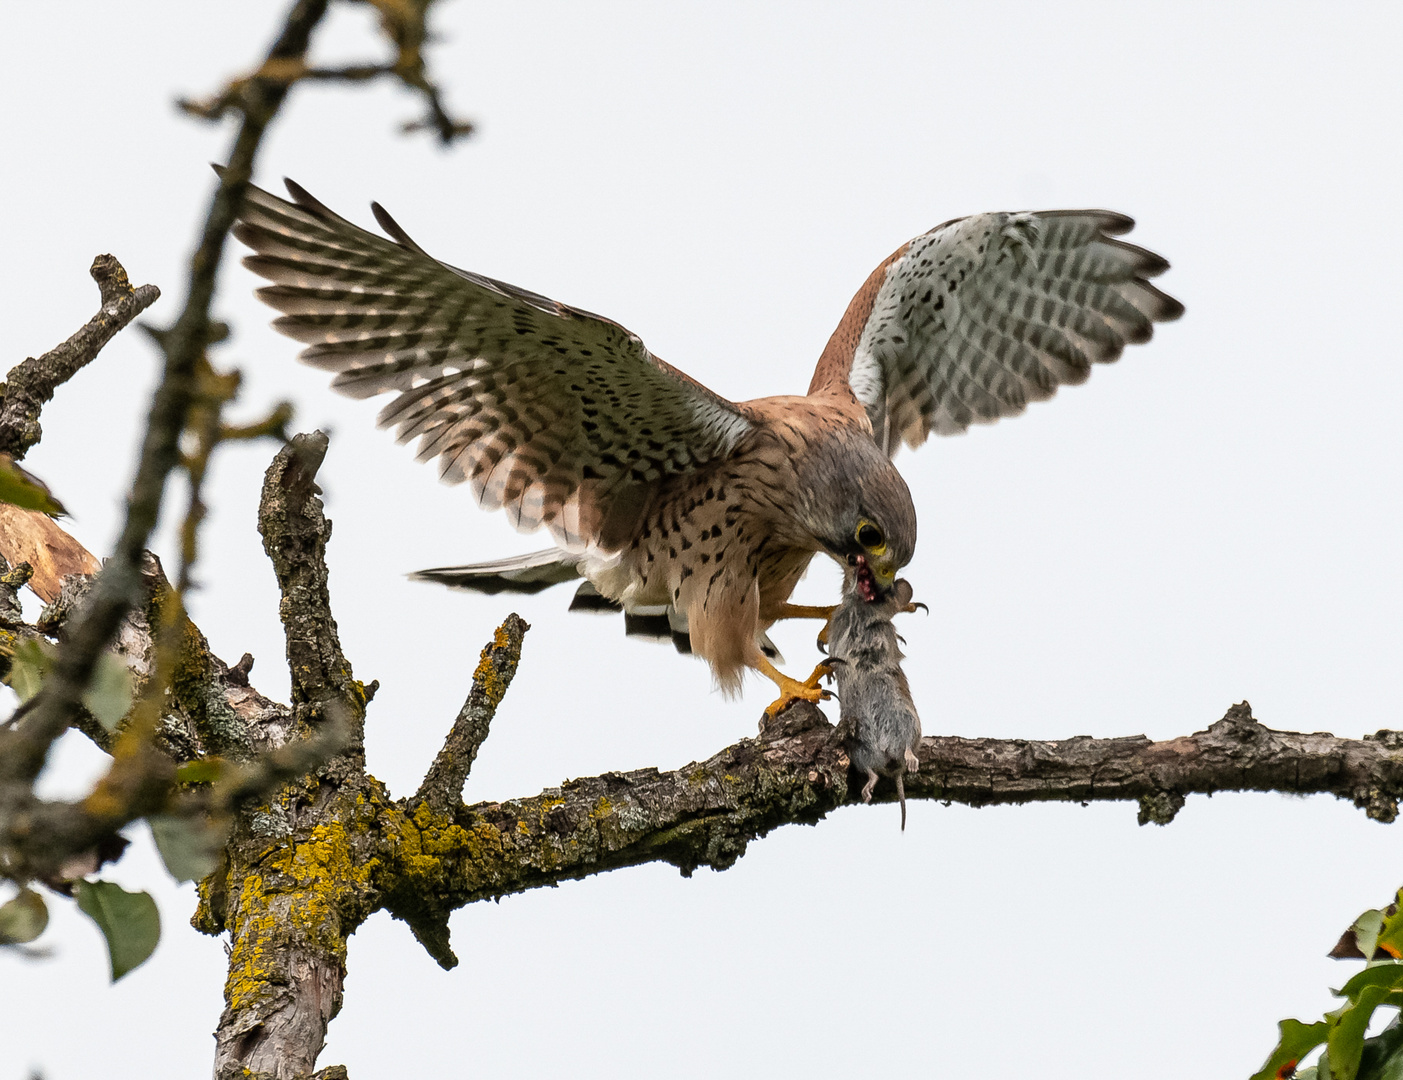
left=855, top=520, right=887, bottom=556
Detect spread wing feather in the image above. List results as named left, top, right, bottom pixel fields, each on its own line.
left=810, top=210, right=1183, bottom=453
left=234, top=178, right=754, bottom=549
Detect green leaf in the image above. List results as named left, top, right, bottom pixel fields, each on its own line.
left=7, top=638, right=54, bottom=702
left=1252, top=1019, right=1330, bottom=1080
left=82, top=652, right=133, bottom=731
left=0, top=888, right=49, bottom=945
left=8, top=642, right=133, bottom=728
left=149, top=814, right=222, bottom=884
left=1354, top=910, right=1387, bottom=961
left=1337, top=963, right=1403, bottom=1003
left=0, top=455, right=66, bottom=516
left=174, top=758, right=224, bottom=784
left=1358, top=1016, right=1403, bottom=1080
left=74, top=880, right=160, bottom=981
left=1377, top=892, right=1403, bottom=960
left=1328, top=984, right=1391, bottom=1080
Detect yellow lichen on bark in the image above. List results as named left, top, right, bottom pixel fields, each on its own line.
left=469, top=624, right=517, bottom=708
left=222, top=811, right=376, bottom=1014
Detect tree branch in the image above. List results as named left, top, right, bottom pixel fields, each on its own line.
left=178, top=1, right=473, bottom=145
left=211, top=431, right=370, bottom=1080
left=414, top=613, right=528, bottom=813
left=257, top=432, right=376, bottom=750
left=0, top=254, right=160, bottom=461
left=388, top=701, right=1403, bottom=913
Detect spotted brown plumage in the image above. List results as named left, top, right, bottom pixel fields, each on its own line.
left=235, top=179, right=1181, bottom=712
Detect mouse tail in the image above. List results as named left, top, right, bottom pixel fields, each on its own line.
left=897, top=772, right=907, bottom=831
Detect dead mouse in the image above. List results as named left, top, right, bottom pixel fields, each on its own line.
left=825, top=574, right=923, bottom=830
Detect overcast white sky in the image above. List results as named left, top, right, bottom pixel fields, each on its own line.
left=2, top=2, right=1403, bottom=1077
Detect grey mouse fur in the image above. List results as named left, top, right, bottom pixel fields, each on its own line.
left=825, top=575, right=922, bottom=830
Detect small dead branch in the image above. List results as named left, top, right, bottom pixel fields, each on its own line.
left=414, top=613, right=529, bottom=813
left=0, top=255, right=160, bottom=461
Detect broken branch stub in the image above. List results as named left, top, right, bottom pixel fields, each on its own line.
left=415, top=612, right=530, bottom=812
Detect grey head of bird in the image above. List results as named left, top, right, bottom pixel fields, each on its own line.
left=790, top=428, right=916, bottom=600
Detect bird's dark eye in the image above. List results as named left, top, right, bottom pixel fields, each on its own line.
left=856, top=522, right=883, bottom=549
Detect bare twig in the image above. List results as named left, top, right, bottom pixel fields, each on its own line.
left=0, top=255, right=160, bottom=461
left=415, top=614, right=529, bottom=812
left=178, top=0, right=473, bottom=144
left=172, top=335, right=292, bottom=593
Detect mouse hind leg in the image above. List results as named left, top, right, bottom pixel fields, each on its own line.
left=861, top=768, right=879, bottom=803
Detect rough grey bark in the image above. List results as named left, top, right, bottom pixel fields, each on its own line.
left=209, top=434, right=375, bottom=1080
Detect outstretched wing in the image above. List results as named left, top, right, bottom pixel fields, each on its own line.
left=808, top=211, right=1183, bottom=454
left=233, top=179, right=754, bottom=549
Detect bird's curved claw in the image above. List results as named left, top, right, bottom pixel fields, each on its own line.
left=902, top=601, right=929, bottom=615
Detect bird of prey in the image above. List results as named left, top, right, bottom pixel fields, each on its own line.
left=233, top=178, right=1182, bottom=714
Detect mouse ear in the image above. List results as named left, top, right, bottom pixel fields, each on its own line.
left=893, top=579, right=914, bottom=605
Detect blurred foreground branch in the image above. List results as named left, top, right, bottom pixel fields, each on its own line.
left=179, top=0, right=473, bottom=144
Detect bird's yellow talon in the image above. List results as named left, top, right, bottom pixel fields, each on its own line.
left=760, top=660, right=833, bottom=717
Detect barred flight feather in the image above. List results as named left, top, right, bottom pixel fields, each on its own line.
left=811, top=209, right=1183, bottom=454
left=234, top=178, right=754, bottom=549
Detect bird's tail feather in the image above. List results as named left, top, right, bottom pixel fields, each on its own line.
left=411, top=548, right=582, bottom=594
left=415, top=551, right=783, bottom=663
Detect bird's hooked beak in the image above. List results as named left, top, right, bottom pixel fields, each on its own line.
left=850, top=553, right=897, bottom=602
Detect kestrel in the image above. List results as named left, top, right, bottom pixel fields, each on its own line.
left=233, top=179, right=1182, bottom=713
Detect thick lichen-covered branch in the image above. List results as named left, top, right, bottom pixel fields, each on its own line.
left=371, top=701, right=1403, bottom=920
left=211, top=431, right=371, bottom=1080
left=0, top=254, right=160, bottom=461
left=190, top=433, right=1403, bottom=1079
left=0, top=518, right=334, bottom=887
